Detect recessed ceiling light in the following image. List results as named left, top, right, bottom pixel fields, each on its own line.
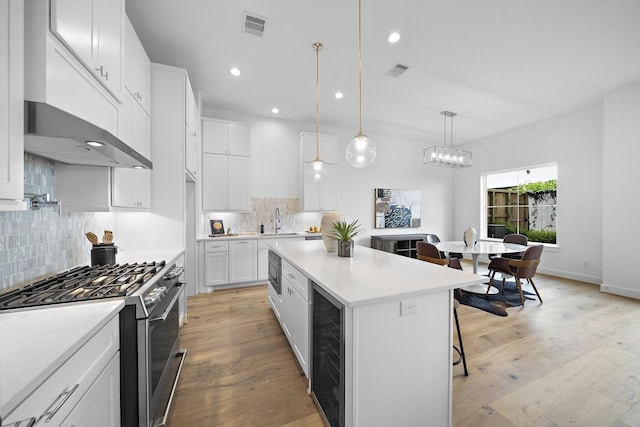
left=229, top=67, right=242, bottom=76
left=271, top=107, right=279, bottom=114
left=334, top=92, right=344, bottom=99
left=86, top=141, right=105, bottom=147
left=388, top=32, right=401, bottom=43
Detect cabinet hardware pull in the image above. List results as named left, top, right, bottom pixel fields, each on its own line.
left=42, top=383, right=79, bottom=422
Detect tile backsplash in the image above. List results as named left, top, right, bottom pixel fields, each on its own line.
left=202, top=197, right=324, bottom=235
left=0, top=154, right=114, bottom=292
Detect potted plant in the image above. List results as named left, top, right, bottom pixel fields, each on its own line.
left=330, top=219, right=361, bottom=257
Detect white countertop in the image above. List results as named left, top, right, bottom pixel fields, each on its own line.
left=0, top=299, right=125, bottom=419
left=269, top=240, right=487, bottom=307
left=197, top=232, right=315, bottom=241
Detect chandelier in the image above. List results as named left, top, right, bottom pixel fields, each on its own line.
left=424, top=111, right=472, bottom=168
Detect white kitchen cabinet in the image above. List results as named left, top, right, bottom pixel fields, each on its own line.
left=202, top=118, right=251, bottom=156
left=229, top=240, right=258, bottom=283
left=257, top=239, right=274, bottom=281
left=124, top=16, right=150, bottom=115
left=280, top=260, right=310, bottom=377
left=61, top=353, right=120, bottom=427
left=204, top=241, right=229, bottom=287
left=202, top=153, right=250, bottom=211
left=118, top=89, right=151, bottom=159
left=299, top=132, right=339, bottom=211
left=3, top=315, right=119, bottom=426
left=185, top=85, right=199, bottom=143
left=111, top=167, right=151, bottom=208
left=50, top=0, right=123, bottom=97
left=0, top=0, right=25, bottom=211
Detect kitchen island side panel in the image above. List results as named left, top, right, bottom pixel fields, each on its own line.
left=349, top=290, right=452, bottom=427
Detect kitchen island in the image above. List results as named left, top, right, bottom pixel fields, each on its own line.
left=268, top=240, right=486, bottom=427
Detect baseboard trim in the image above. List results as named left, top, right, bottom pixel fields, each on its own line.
left=600, top=283, right=640, bottom=300
left=535, top=266, right=601, bottom=284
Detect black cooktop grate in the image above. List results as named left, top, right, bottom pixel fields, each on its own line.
left=0, top=261, right=166, bottom=310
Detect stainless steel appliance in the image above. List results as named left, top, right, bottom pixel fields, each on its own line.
left=268, top=250, right=281, bottom=296
left=0, top=260, right=186, bottom=427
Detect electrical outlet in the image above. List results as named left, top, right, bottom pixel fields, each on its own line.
left=401, top=300, right=418, bottom=316
left=583, top=260, right=590, bottom=268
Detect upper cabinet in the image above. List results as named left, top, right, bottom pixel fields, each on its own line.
left=0, top=0, right=26, bottom=210
left=299, top=132, right=339, bottom=212
left=123, top=16, right=151, bottom=115
left=50, top=0, right=123, bottom=98
left=24, top=0, right=123, bottom=137
left=202, top=119, right=251, bottom=156
left=184, top=79, right=199, bottom=181
left=202, top=118, right=251, bottom=211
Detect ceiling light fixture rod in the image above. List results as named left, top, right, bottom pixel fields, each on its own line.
left=357, top=0, right=363, bottom=136
left=314, top=42, right=323, bottom=161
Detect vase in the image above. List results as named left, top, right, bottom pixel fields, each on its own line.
left=337, top=240, right=354, bottom=257
left=321, top=211, right=343, bottom=252
left=464, top=227, right=477, bottom=247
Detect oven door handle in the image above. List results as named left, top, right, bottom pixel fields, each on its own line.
left=149, top=283, right=184, bottom=323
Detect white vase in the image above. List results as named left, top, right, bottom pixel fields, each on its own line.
left=464, top=227, right=477, bottom=247
left=321, top=211, right=343, bottom=252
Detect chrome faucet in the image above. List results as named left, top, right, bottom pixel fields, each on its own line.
left=275, top=208, right=282, bottom=233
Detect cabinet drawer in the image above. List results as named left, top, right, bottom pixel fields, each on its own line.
left=258, top=239, right=275, bottom=250
left=282, top=261, right=309, bottom=301
left=205, top=241, right=229, bottom=252
left=4, top=315, right=119, bottom=426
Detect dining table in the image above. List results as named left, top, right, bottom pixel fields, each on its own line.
left=435, top=240, right=528, bottom=293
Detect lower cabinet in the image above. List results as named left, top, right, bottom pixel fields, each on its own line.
left=3, top=315, right=120, bottom=426
left=204, top=241, right=229, bottom=287
left=279, top=260, right=310, bottom=377
left=229, top=240, right=257, bottom=283
left=61, top=352, right=120, bottom=427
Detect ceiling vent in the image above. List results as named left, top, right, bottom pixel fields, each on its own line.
left=243, top=12, right=267, bottom=37
left=386, top=64, right=409, bottom=78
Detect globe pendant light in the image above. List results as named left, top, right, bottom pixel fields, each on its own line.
left=306, top=42, right=327, bottom=182
left=346, top=0, right=377, bottom=168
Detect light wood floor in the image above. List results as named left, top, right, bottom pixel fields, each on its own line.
left=166, top=270, right=640, bottom=427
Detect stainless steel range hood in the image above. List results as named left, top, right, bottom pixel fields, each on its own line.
left=23, top=101, right=153, bottom=169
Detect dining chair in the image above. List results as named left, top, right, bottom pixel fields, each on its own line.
left=486, top=244, right=543, bottom=306
left=425, top=233, right=463, bottom=259
left=416, top=241, right=468, bottom=376
left=488, top=233, right=528, bottom=260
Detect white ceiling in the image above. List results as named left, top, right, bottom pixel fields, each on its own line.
left=126, top=0, right=640, bottom=144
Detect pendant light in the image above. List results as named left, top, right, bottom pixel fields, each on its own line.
left=423, top=111, right=472, bottom=168
left=306, top=42, right=327, bottom=182
left=345, top=0, right=377, bottom=168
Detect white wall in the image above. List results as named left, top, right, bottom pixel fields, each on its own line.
left=602, top=81, right=640, bottom=298
left=454, top=104, right=604, bottom=284
left=203, top=107, right=456, bottom=246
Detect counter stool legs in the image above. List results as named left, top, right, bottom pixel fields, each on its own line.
left=453, top=306, right=468, bottom=376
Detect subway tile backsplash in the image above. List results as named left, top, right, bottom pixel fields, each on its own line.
left=0, top=153, right=114, bottom=292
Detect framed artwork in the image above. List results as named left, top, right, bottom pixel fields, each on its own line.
left=210, top=219, right=225, bottom=235
left=374, top=189, right=422, bottom=229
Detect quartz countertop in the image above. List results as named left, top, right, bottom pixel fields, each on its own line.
left=0, top=299, right=125, bottom=419
left=268, top=240, right=487, bottom=307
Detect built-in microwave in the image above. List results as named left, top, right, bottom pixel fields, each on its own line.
left=267, top=250, right=281, bottom=296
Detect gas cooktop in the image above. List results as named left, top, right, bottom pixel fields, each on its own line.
left=0, top=261, right=166, bottom=310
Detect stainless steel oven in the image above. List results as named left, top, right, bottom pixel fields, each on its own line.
left=268, top=250, right=282, bottom=296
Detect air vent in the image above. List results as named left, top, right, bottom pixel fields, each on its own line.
left=243, top=12, right=267, bottom=37
left=386, top=64, right=409, bottom=78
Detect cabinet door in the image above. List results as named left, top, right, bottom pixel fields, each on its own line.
left=0, top=0, right=24, bottom=206
left=202, top=153, right=227, bottom=211
left=205, top=251, right=228, bottom=286
left=133, top=102, right=151, bottom=158
left=280, top=281, right=293, bottom=341
left=229, top=240, right=257, bottom=283
left=185, top=86, right=198, bottom=140
left=303, top=163, right=338, bottom=211
left=112, top=168, right=150, bottom=208
left=94, top=0, right=122, bottom=96
left=227, top=155, right=250, bottom=211
left=202, top=119, right=227, bottom=154
left=227, top=122, right=251, bottom=156
left=185, top=131, right=198, bottom=179
left=124, top=17, right=150, bottom=115
left=291, top=287, right=310, bottom=377
left=50, top=0, right=95, bottom=70
left=61, top=353, right=120, bottom=427
left=301, top=133, right=339, bottom=165
left=258, top=249, right=268, bottom=280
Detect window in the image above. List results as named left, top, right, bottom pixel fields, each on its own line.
left=482, top=164, right=557, bottom=244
